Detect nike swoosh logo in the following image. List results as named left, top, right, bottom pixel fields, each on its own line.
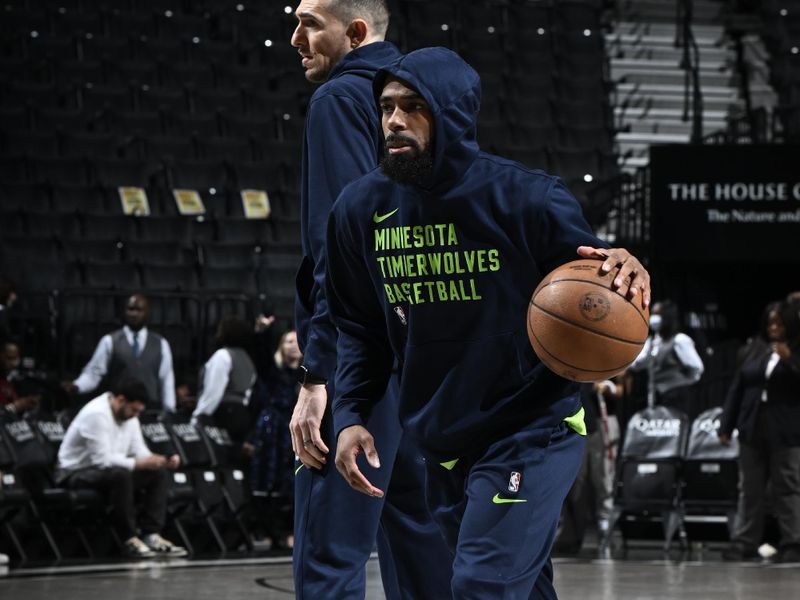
left=373, top=208, right=399, bottom=223
left=492, top=493, right=528, bottom=504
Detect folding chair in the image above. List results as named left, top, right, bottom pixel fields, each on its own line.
left=601, top=405, right=690, bottom=555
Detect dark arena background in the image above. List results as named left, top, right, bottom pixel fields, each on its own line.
left=1, top=0, right=799, bottom=598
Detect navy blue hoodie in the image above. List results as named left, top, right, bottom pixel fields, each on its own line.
left=295, top=41, right=401, bottom=380
left=325, top=47, right=606, bottom=458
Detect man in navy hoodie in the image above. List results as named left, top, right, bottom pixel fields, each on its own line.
left=289, top=2, right=452, bottom=599
left=327, top=47, right=651, bottom=599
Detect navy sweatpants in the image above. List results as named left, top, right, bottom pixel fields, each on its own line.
left=293, top=377, right=453, bottom=600
left=424, top=421, right=585, bottom=600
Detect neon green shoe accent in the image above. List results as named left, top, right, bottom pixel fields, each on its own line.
left=492, top=493, right=528, bottom=504
left=294, top=464, right=306, bottom=476
left=440, top=459, right=459, bottom=470
left=564, top=407, right=587, bottom=436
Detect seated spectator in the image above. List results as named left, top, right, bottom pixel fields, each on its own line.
left=191, top=317, right=257, bottom=447
left=62, top=293, right=176, bottom=412
left=56, top=377, right=187, bottom=558
left=249, top=328, right=302, bottom=550
left=0, top=340, right=40, bottom=417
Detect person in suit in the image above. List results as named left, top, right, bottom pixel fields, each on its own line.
left=62, top=293, right=176, bottom=412
left=719, top=300, right=800, bottom=562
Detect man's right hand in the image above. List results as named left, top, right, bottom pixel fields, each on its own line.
left=718, top=432, right=731, bottom=446
left=135, top=455, right=168, bottom=470
left=60, top=381, right=78, bottom=395
left=335, top=425, right=384, bottom=498
left=290, top=383, right=330, bottom=469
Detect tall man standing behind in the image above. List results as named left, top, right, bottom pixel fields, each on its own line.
left=62, top=293, right=176, bottom=412
left=289, top=2, right=452, bottom=599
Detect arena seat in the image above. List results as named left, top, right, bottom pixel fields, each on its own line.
left=192, top=88, right=244, bottom=115
left=197, top=136, right=254, bottom=162
left=0, top=106, right=32, bottom=132
left=166, top=110, right=221, bottom=137
left=83, top=261, right=141, bottom=290
left=61, top=239, right=123, bottom=265
left=140, top=264, right=200, bottom=292
left=162, top=62, right=217, bottom=89
left=0, top=182, right=50, bottom=212
left=124, top=240, right=194, bottom=266
left=136, top=85, right=189, bottom=113
left=79, top=36, right=131, bottom=63
left=103, top=109, right=164, bottom=137
left=201, top=265, right=258, bottom=295
left=60, top=132, right=124, bottom=159
left=3, top=131, right=59, bottom=158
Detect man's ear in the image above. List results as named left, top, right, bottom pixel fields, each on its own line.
left=346, top=19, right=369, bottom=49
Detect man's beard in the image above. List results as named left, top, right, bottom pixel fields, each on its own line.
left=380, top=134, right=434, bottom=186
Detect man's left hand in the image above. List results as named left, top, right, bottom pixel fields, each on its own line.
left=578, top=246, right=651, bottom=310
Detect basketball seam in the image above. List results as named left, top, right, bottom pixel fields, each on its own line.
left=530, top=301, right=647, bottom=345
left=536, top=277, right=649, bottom=329
left=529, top=326, right=633, bottom=375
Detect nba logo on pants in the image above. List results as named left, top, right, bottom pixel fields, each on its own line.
left=508, top=471, right=521, bottom=493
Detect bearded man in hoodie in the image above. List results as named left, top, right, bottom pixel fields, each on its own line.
left=327, top=47, right=652, bottom=599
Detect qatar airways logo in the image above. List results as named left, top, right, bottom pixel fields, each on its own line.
left=5, top=420, right=34, bottom=442
left=697, top=418, right=721, bottom=435
left=632, top=417, right=682, bottom=438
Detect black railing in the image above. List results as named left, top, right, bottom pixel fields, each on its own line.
left=676, top=0, right=705, bottom=143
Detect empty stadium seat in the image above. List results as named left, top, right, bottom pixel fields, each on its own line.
left=166, top=110, right=220, bottom=137
left=2, top=131, right=59, bottom=158
left=61, top=239, right=123, bottom=264
left=0, top=105, right=32, bottom=132
left=81, top=214, right=140, bottom=241
left=137, top=85, right=188, bottom=112
left=51, top=183, right=110, bottom=214
left=83, top=261, right=141, bottom=290
left=0, top=182, right=50, bottom=212
left=33, top=107, right=91, bottom=133
left=93, top=157, right=157, bottom=187
left=124, top=240, right=193, bottom=266
left=60, top=131, right=124, bottom=159
left=202, top=242, right=260, bottom=268
left=140, top=264, right=200, bottom=292
left=221, top=113, right=276, bottom=140
left=31, top=157, right=90, bottom=185
left=169, top=158, right=229, bottom=191
left=192, top=88, right=244, bottom=114
left=196, top=136, right=253, bottom=162
left=215, top=217, right=269, bottom=244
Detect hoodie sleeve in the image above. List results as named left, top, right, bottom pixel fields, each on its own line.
left=533, top=178, right=608, bottom=273
left=325, top=199, right=395, bottom=435
left=302, top=93, right=378, bottom=381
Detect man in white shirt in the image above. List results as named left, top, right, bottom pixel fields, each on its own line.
left=62, top=293, right=176, bottom=412
left=57, top=378, right=187, bottom=558
left=191, top=317, right=256, bottom=445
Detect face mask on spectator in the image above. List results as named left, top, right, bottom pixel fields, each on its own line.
left=649, top=314, right=663, bottom=333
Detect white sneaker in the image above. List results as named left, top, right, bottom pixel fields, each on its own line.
left=0, top=552, right=9, bottom=565
left=124, top=536, right=156, bottom=559
left=143, top=533, right=188, bottom=557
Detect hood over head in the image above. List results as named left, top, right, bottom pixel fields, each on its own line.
left=373, top=47, right=481, bottom=193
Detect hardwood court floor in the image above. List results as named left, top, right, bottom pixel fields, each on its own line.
left=2, top=555, right=799, bottom=599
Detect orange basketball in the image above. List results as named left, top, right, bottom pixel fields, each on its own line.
left=527, top=259, right=650, bottom=382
